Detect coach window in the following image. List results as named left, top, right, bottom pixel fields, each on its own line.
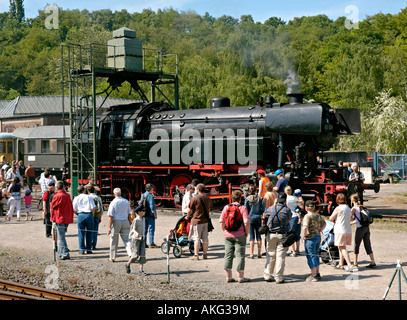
left=0, top=141, right=5, bottom=153
left=28, top=140, right=36, bottom=154
left=41, top=140, right=50, bottom=153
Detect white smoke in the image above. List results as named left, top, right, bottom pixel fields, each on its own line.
left=284, top=69, right=301, bottom=94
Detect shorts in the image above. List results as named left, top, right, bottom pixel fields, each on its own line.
left=334, top=233, right=352, bottom=247
left=188, top=223, right=208, bottom=243
left=25, top=205, right=31, bottom=212
left=129, top=238, right=146, bottom=264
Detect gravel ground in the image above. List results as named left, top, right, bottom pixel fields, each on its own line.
left=1, top=183, right=407, bottom=301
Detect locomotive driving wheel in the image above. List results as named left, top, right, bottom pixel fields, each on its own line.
left=169, top=173, right=192, bottom=209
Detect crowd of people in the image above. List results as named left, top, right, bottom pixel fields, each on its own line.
left=179, top=168, right=376, bottom=284
left=1, top=161, right=376, bottom=283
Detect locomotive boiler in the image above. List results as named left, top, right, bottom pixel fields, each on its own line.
left=96, top=92, right=379, bottom=214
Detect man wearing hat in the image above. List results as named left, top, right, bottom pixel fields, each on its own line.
left=42, top=181, right=56, bottom=238
left=273, top=169, right=288, bottom=195
left=257, top=169, right=269, bottom=199
left=263, top=193, right=292, bottom=283
left=302, top=200, right=326, bottom=281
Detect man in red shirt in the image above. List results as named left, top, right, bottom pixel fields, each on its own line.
left=24, top=164, right=35, bottom=191
left=51, top=180, right=74, bottom=260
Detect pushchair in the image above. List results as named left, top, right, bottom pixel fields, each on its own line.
left=319, top=220, right=340, bottom=266
left=160, top=216, right=195, bottom=258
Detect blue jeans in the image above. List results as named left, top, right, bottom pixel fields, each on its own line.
left=91, top=216, right=101, bottom=248
left=249, top=217, right=262, bottom=241
left=56, top=223, right=70, bottom=259
left=304, top=235, right=321, bottom=269
left=77, top=213, right=94, bottom=253
left=144, top=215, right=156, bottom=246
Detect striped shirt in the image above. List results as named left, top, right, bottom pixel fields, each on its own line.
left=266, top=203, right=292, bottom=234
left=107, top=196, right=132, bottom=221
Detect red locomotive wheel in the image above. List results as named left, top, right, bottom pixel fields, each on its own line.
left=169, top=173, right=193, bottom=209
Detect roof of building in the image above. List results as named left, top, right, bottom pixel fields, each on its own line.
left=0, top=95, right=140, bottom=119
left=0, top=100, right=11, bottom=110
left=12, top=125, right=70, bottom=140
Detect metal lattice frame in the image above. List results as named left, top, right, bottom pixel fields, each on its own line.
left=60, top=42, right=178, bottom=195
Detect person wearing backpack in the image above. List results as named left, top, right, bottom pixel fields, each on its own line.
left=244, top=185, right=265, bottom=259
left=219, top=190, right=250, bottom=283
left=350, top=193, right=376, bottom=268
left=88, top=185, right=103, bottom=250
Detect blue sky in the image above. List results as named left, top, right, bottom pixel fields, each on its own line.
left=2, top=0, right=406, bottom=23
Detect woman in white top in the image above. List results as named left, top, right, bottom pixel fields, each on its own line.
left=329, top=193, right=358, bottom=272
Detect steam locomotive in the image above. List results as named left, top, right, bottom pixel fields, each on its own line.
left=96, top=92, right=379, bottom=213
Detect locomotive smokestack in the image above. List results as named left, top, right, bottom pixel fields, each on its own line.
left=287, top=93, right=304, bottom=105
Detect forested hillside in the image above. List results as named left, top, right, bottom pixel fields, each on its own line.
left=1, top=5, right=407, bottom=152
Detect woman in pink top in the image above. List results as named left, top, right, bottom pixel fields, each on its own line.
left=219, top=190, right=250, bottom=283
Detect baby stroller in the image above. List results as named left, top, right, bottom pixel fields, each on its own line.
left=319, top=220, right=340, bottom=266
left=160, top=216, right=195, bottom=258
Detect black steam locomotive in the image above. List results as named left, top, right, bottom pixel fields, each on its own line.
left=96, top=92, right=377, bottom=213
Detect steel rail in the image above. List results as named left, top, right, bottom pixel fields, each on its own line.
left=0, top=279, right=94, bottom=300
left=0, top=290, right=48, bottom=300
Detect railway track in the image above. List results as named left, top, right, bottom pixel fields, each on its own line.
left=379, top=215, right=407, bottom=223
left=0, top=279, right=94, bottom=300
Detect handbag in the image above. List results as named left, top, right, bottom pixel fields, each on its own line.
left=197, top=195, right=214, bottom=232
left=259, top=225, right=268, bottom=235
left=281, top=231, right=298, bottom=248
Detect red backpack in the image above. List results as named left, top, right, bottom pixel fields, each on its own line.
left=223, top=204, right=243, bottom=231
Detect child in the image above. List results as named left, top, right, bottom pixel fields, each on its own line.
left=126, top=209, right=147, bottom=275
left=24, top=189, right=33, bottom=221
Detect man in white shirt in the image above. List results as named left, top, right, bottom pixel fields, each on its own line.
left=181, top=184, right=194, bottom=216
left=5, top=166, right=21, bottom=186
left=107, top=187, right=132, bottom=262
left=73, top=185, right=95, bottom=254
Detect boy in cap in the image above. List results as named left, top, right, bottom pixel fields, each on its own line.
left=303, top=200, right=326, bottom=281
left=24, top=189, right=33, bottom=221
